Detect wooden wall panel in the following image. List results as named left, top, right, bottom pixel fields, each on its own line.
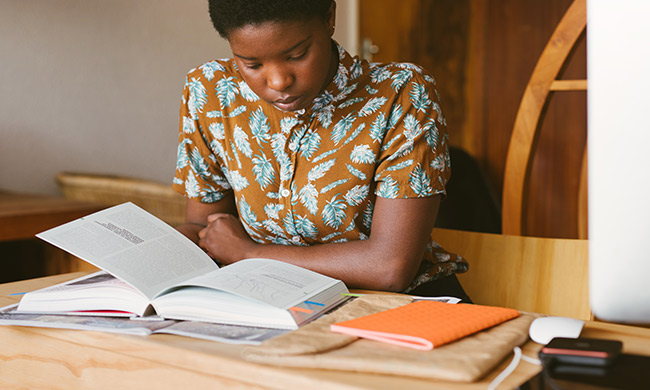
left=358, top=0, right=586, bottom=238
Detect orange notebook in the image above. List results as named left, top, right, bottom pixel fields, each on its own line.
left=330, top=301, right=519, bottom=350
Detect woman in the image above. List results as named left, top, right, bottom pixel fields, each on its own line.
left=174, top=0, right=470, bottom=301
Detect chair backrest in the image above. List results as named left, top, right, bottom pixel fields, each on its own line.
left=501, top=0, right=587, bottom=237
left=432, top=227, right=591, bottom=320
left=56, top=172, right=186, bottom=227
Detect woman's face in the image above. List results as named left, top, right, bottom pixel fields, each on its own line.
left=227, top=10, right=337, bottom=112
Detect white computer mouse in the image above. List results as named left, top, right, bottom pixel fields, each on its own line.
left=529, top=316, right=585, bottom=345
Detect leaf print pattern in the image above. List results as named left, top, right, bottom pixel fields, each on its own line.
left=280, top=116, right=300, bottom=134
left=391, top=69, right=413, bottom=92
left=294, top=214, right=319, bottom=239
left=312, top=148, right=339, bottom=164
left=264, top=203, right=284, bottom=219
left=430, top=155, right=446, bottom=170
left=369, top=65, right=391, bottom=83
left=262, top=218, right=286, bottom=237
left=346, top=164, right=367, bottom=180
left=298, top=183, right=319, bottom=215
left=300, top=131, right=321, bottom=160
left=227, top=170, right=249, bottom=191
left=200, top=61, right=225, bottom=81
left=409, top=82, right=432, bottom=112
left=333, top=63, right=349, bottom=91
left=216, top=76, right=239, bottom=108
left=249, top=107, right=271, bottom=145
left=186, top=77, right=208, bottom=120
left=189, top=148, right=210, bottom=180
left=386, top=159, right=414, bottom=171
left=350, top=145, right=376, bottom=164
left=365, top=85, right=379, bottom=95
left=176, top=138, right=192, bottom=169
left=344, top=184, right=369, bottom=206
left=174, top=43, right=465, bottom=291
left=311, top=90, right=334, bottom=113
left=210, top=139, right=228, bottom=164
left=377, top=176, right=400, bottom=199
left=271, top=133, right=292, bottom=181
left=343, top=123, right=365, bottom=146
left=322, top=195, right=347, bottom=229
left=337, top=96, right=364, bottom=109
left=350, top=60, right=363, bottom=80
left=359, top=96, right=388, bottom=117
left=316, top=105, right=334, bottom=129
left=183, top=116, right=196, bottom=134
left=409, top=164, right=434, bottom=196
left=362, top=202, right=374, bottom=230
left=387, top=104, right=403, bottom=130
left=282, top=210, right=299, bottom=237
left=423, top=118, right=440, bottom=150
left=321, top=179, right=349, bottom=194
left=207, top=106, right=248, bottom=118
left=238, top=196, right=262, bottom=231
left=369, top=113, right=387, bottom=143
left=238, top=81, right=259, bottom=102
left=252, top=152, right=275, bottom=189
left=331, top=113, right=356, bottom=144
left=233, top=125, right=252, bottom=159
left=208, top=122, right=225, bottom=140
left=184, top=171, right=201, bottom=198
left=307, top=158, right=336, bottom=182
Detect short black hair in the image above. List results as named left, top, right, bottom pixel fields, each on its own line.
left=208, top=0, right=334, bottom=39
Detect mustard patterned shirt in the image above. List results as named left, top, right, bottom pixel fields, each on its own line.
left=172, top=42, right=468, bottom=292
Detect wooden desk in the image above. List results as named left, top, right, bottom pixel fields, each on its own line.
left=0, top=191, right=103, bottom=242
left=2, top=274, right=650, bottom=389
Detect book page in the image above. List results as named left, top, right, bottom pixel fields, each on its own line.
left=36, top=202, right=218, bottom=299
left=17, top=271, right=151, bottom=316
left=172, top=258, right=343, bottom=309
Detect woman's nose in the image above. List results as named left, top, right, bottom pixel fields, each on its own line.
left=266, top=67, right=294, bottom=92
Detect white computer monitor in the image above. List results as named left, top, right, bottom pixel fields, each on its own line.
left=588, top=0, right=650, bottom=324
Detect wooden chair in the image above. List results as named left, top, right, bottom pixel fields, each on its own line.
left=432, top=0, right=591, bottom=320
left=432, top=227, right=591, bottom=320
left=501, top=0, right=587, bottom=237
left=56, top=172, right=186, bottom=227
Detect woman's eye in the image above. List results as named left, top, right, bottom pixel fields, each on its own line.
left=246, top=63, right=261, bottom=70
left=289, top=51, right=307, bottom=61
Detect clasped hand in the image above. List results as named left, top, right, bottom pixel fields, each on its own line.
left=198, top=213, right=256, bottom=265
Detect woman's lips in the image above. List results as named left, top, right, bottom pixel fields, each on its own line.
left=273, top=96, right=302, bottom=111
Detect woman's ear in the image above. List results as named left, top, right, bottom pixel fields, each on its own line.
left=327, top=1, right=337, bottom=36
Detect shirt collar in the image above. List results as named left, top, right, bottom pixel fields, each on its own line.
left=309, top=40, right=359, bottom=114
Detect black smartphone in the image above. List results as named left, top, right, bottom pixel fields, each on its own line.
left=519, top=354, right=650, bottom=390
left=538, top=337, right=622, bottom=367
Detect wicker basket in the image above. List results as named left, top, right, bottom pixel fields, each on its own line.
left=56, top=172, right=186, bottom=227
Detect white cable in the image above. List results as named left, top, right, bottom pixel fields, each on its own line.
left=488, top=347, right=522, bottom=390
left=521, top=353, right=542, bottom=366
left=487, top=347, right=542, bottom=390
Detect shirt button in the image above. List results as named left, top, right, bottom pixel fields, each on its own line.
left=292, top=236, right=301, bottom=243
left=281, top=188, right=291, bottom=198
left=289, top=142, right=298, bottom=152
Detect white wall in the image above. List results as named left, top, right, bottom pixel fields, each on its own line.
left=0, top=0, right=357, bottom=196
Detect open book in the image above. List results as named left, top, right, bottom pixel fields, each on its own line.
left=18, top=202, right=349, bottom=330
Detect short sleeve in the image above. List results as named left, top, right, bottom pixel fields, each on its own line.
left=172, top=71, right=232, bottom=203
left=374, top=70, right=450, bottom=199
